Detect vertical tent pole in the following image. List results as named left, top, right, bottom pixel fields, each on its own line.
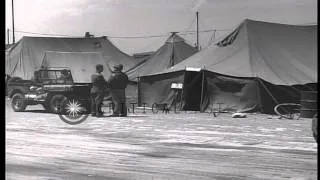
left=7, top=29, right=10, bottom=44
left=196, top=11, right=199, bottom=50
left=12, top=0, right=15, bottom=44
left=200, top=69, right=205, bottom=112
left=170, top=32, right=176, bottom=66
left=254, top=77, right=263, bottom=113
left=137, top=77, right=141, bottom=106
left=181, top=67, right=187, bottom=110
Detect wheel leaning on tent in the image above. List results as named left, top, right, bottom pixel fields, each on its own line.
left=152, top=103, right=159, bottom=113
left=274, top=103, right=301, bottom=120
left=11, top=93, right=27, bottom=112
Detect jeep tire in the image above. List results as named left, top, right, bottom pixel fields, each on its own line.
left=11, top=93, right=27, bottom=112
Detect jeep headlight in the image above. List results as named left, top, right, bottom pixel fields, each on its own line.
left=30, top=86, right=37, bottom=91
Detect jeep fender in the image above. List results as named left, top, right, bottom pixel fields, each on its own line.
left=8, top=88, right=26, bottom=98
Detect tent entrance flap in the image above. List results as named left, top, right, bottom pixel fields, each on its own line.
left=183, top=71, right=203, bottom=111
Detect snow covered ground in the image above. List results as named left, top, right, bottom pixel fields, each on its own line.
left=5, top=100, right=317, bottom=180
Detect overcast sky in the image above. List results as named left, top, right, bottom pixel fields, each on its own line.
left=5, top=0, right=317, bottom=55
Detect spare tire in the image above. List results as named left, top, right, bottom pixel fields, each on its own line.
left=7, top=76, right=23, bottom=84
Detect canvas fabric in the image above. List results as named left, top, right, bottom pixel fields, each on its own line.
left=138, top=19, right=317, bottom=113
left=6, top=36, right=142, bottom=80
left=147, top=19, right=317, bottom=85
left=127, top=34, right=197, bottom=81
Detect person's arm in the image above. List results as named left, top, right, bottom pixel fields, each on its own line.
left=107, top=73, right=116, bottom=83
left=92, top=74, right=101, bottom=86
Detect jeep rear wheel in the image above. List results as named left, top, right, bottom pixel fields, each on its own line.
left=49, top=94, right=67, bottom=113
left=11, top=93, right=27, bottom=112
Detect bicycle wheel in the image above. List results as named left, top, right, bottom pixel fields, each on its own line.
left=274, top=103, right=301, bottom=120
left=152, top=103, right=159, bottom=113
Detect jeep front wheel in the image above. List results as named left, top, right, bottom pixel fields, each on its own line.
left=59, top=97, right=89, bottom=125
left=49, top=94, right=67, bottom=113
left=11, top=93, right=27, bottom=112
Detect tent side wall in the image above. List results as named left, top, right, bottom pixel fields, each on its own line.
left=201, top=71, right=316, bottom=114
left=139, top=69, right=262, bottom=113
left=138, top=71, right=185, bottom=107
left=257, top=79, right=317, bottom=114
left=201, top=71, right=261, bottom=113
left=138, top=69, right=317, bottom=113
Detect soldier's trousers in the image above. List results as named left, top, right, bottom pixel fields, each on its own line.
left=111, top=89, right=127, bottom=116
left=91, top=92, right=104, bottom=114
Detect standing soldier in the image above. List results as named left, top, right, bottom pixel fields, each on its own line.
left=91, top=64, right=108, bottom=117
left=108, top=64, right=129, bottom=117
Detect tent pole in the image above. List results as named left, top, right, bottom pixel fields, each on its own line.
left=170, top=32, right=175, bottom=66
left=12, top=0, right=15, bottom=44
left=255, top=77, right=263, bottom=113
left=7, top=29, right=10, bottom=44
left=137, top=77, right=141, bottom=106
left=181, top=68, right=187, bottom=110
left=200, top=70, right=205, bottom=112
left=196, top=11, right=199, bottom=50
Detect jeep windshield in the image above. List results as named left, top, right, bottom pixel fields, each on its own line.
left=38, top=70, right=73, bottom=84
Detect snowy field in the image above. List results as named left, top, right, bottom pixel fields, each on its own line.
left=5, top=99, right=317, bottom=180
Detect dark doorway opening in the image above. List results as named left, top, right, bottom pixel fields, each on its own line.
left=183, top=71, right=203, bottom=111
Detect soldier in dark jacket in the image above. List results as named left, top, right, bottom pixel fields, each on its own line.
left=91, top=64, right=108, bottom=117
left=108, top=64, right=129, bottom=117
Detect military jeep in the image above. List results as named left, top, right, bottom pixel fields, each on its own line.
left=7, top=67, right=92, bottom=114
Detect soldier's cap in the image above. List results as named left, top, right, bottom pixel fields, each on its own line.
left=114, top=64, right=123, bottom=70
left=96, top=64, right=103, bottom=69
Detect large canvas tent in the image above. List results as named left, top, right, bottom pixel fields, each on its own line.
left=41, top=51, right=111, bottom=83
left=5, top=36, right=142, bottom=80
left=138, top=19, right=317, bottom=113
left=124, top=33, right=197, bottom=103
left=126, top=33, right=198, bottom=81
